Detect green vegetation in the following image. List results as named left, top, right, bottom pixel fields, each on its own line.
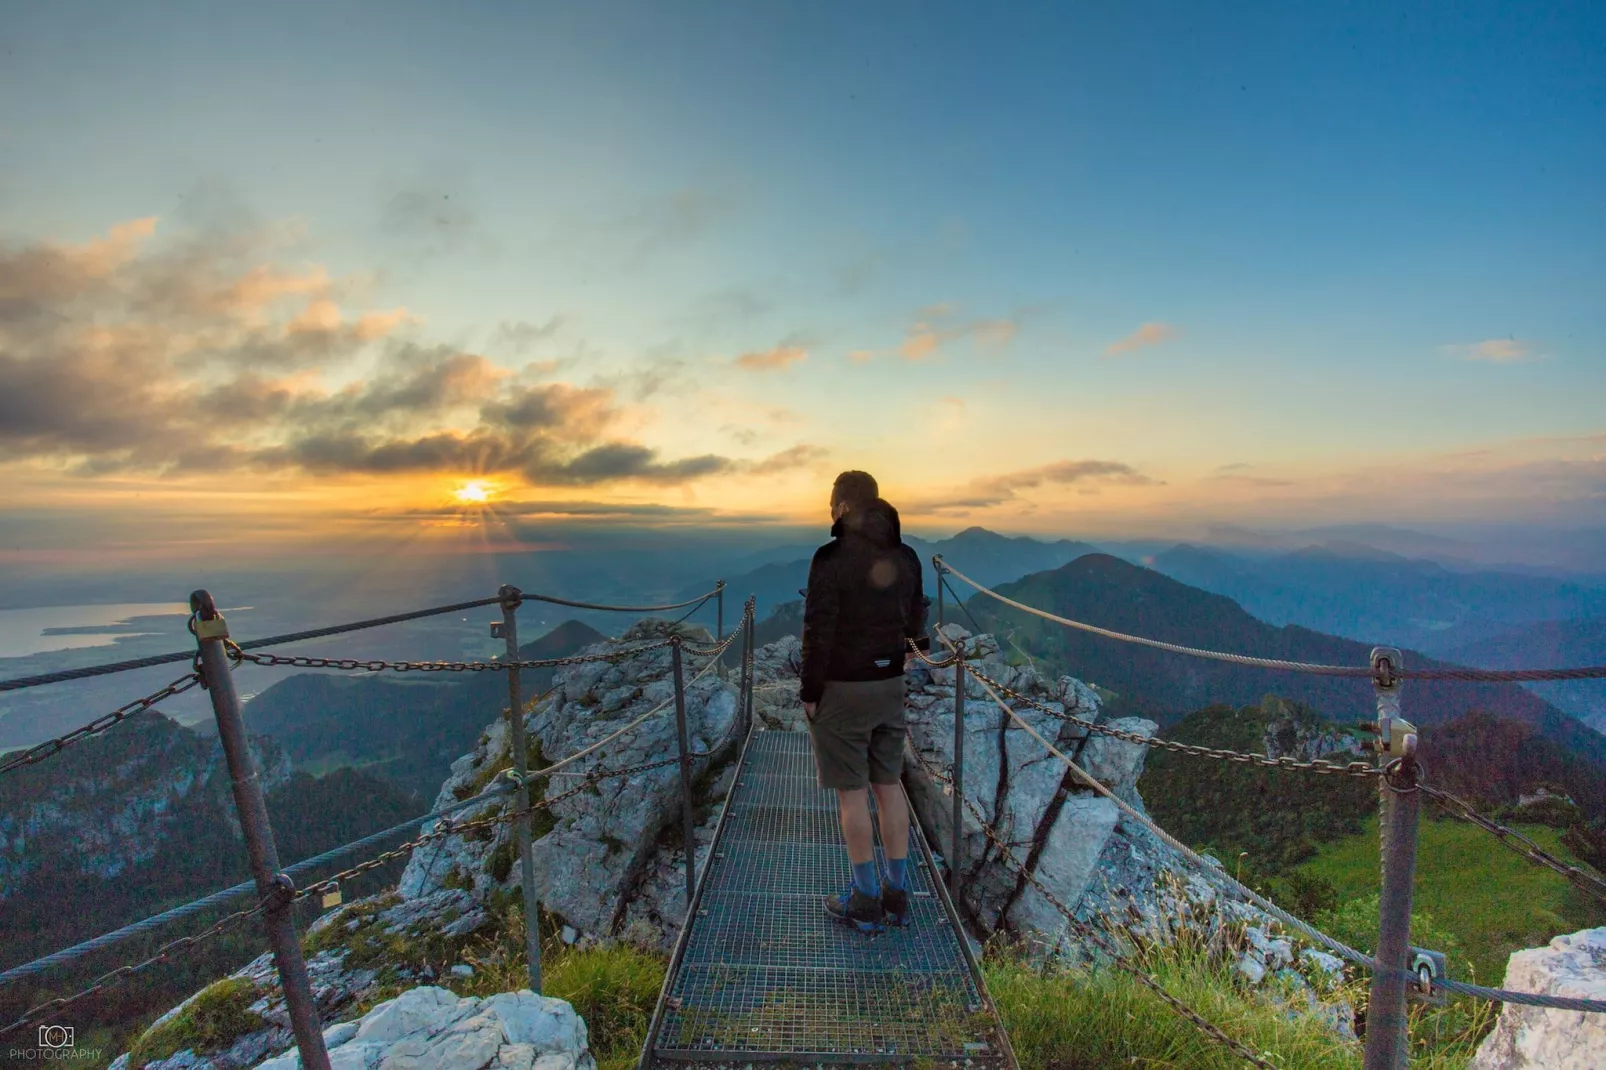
left=1140, top=697, right=1374, bottom=877
left=124, top=977, right=266, bottom=1068
left=1295, top=814, right=1606, bottom=984
left=983, top=937, right=1495, bottom=1070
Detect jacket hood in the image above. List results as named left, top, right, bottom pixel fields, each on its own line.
left=831, top=497, right=901, bottom=548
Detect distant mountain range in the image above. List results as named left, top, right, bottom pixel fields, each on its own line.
left=231, top=619, right=608, bottom=801
left=1146, top=543, right=1606, bottom=653
left=675, top=525, right=1101, bottom=622
left=1439, top=620, right=1606, bottom=735
left=959, top=554, right=1606, bottom=772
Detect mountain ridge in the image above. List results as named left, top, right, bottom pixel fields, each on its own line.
left=966, top=554, right=1606, bottom=773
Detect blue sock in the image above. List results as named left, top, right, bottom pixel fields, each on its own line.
left=886, top=856, right=908, bottom=891
left=852, top=860, right=879, bottom=896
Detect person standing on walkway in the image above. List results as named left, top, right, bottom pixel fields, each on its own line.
left=799, top=470, right=931, bottom=932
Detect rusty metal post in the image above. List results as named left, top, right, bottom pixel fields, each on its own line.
left=1365, top=646, right=1419, bottom=1070
left=190, top=591, right=330, bottom=1070
left=741, top=597, right=755, bottom=738
left=951, top=650, right=966, bottom=905
left=671, top=638, right=698, bottom=911
left=497, top=585, right=542, bottom=992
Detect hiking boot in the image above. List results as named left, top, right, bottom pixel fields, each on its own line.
left=825, top=887, right=884, bottom=933
left=881, top=881, right=910, bottom=927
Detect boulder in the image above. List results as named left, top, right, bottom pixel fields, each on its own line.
left=1471, top=926, right=1606, bottom=1069
left=250, top=986, right=595, bottom=1070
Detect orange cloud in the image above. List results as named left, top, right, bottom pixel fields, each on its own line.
left=1442, top=338, right=1541, bottom=363
left=1105, top=321, right=1179, bottom=357
left=897, top=308, right=1020, bottom=361
left=735, top=344, right=807, bottom=372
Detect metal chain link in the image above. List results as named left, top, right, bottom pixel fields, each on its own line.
left=0, top=672, right=204, bottom=777
left=906, top=744, right=1276, bottom=1068
left=961, top=663, right=1384, bottom=781
left=0, top=901, right=265, bottom=1038
left=1419, top=784, right=1606, bottom=905
left=229, top=637, right=677, bottom=675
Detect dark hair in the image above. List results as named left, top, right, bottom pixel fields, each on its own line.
left=831, top=470, right=879, bottom=512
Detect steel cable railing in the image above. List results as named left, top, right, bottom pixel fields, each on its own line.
left=0, top=583, right=729, bottom=694
left=935, top=557, right=1606, bottom=683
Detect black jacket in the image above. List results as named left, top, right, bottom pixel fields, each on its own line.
left=798, top=498, right=931, bottom=704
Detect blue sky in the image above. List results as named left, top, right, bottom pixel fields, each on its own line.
left=0, top=1, right=1602, bottom=555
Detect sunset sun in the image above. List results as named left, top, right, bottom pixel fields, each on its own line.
left=453, top=480, right=494, bottom=504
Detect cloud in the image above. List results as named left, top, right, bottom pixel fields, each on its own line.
left=897, top=306, right=1020, bottom=362
left=1105, top=321, right=1179, bottom=357
left=847, top=349, right=877, bottom=364
left=747, top=444, right=829, bottom=475
left=0, top=218, right=736, bottom=489
left=492, top=317, right=564, bottom=352
left=735, top=344, right=807, bottom=372
left=906, top=459, right=1161, bottom=513
left=1441, top=338, right=1541, bottom=363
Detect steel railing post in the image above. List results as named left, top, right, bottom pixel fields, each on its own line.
left=498, top=585, right=542, bottom=993
left=671, top=638, right=698, bottom=911
left=951, top=648, right=966, bottom=906
left=715, top=582, right=725, bottom=681
left=1365, top=646, right=1418, bottom=1070
left=935, top=557, right=945, bottom=629
left=189, top=591, right=330, bottom=1070
left=741, top=597, right=755, bottom=738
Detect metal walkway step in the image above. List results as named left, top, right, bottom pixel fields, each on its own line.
left=642, top=729, right=1015, bottom=1067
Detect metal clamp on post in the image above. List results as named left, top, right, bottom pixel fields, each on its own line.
left=264, top=873, right=297, bottom=914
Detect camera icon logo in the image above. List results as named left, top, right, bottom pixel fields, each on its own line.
left=39, top=1024, right=74, bottom=1049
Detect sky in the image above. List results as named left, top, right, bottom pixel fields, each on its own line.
left=1, top=1, right=1603, bottom=567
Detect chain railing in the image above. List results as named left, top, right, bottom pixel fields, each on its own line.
left=919, top=614, right=1606, bottom=1028
left=2, top=602, right=754, bottom=1048
left=960, top=662, right=1384, bottom=781
left=1419, top=784, right=1606, bottom=906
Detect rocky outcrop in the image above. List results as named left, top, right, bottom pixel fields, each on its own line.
left=112, top=985, right=595, bottom=1070
left=902, top=624, right=1156, bottom=950
left=398, top=618, right=741, bottom=949
left=1471, top=926, right=1606, bottom=1069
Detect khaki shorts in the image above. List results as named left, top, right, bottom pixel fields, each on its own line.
left=807, top=676, right=907, bottom=790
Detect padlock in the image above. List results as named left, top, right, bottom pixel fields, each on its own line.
left=320, top=883, right=342, bottom=910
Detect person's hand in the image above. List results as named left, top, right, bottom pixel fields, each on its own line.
left=803, top=701, right=817, bottom=721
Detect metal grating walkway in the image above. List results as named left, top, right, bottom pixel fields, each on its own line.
left=644, top=729, right=1014, bottom=1067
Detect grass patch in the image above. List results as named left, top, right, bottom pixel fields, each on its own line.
left=1295, top=814, right=1606, bottom=984
left=982, top=937, right=1493, bottom=1069
left=124, top=978, right=266, bottom=1068
left=453, top=897, right=666, bottom=1070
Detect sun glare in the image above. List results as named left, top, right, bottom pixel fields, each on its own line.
left=453, top=480, right=493, bottom=504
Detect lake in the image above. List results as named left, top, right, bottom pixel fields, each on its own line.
left=0, top=603, right=192, bottom=658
